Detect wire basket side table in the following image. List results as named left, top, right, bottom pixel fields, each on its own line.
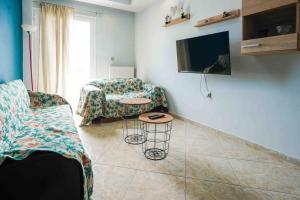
left=139, top=113, right=174, bottom=160
left=120, top=98, right=152, bottom=145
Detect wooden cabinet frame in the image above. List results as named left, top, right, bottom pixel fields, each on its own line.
left=241, top=0, right=300, bottom=55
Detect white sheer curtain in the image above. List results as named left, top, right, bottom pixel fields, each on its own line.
left=37, top=3, right=73, bottom=96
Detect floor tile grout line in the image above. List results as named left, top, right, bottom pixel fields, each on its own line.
left=79, top=119, right=300, bottom=168
left=94, top=160, right=300, bottom=198
left=173, top=117, right=300, bottom=167
left=183, top=151, right=300, bottom=170
left=225, top=156, right=300, bottom=170
left=96, top=160, right=253, bottom=189
left=81, top=119, right=300, bottom=199
left=186, top=127, right=242, bottom=188
left=97, top=160, right=300, bottom=196
left=80, top=122, right=299, bottom=170
left=175, top=120, right=300, bottom=169
left=95, top=162, right=187, bottom=178
left=185, top=176, right=242, bottom=187
left=186, top=177, right=300, bottom=197
left=184, top=140, right=294, bottom=168
left=240, top=185, right=300, bottom=197
left=226, top=157, right=242, bottom=186
left=121, top=169, right=138, bottom=200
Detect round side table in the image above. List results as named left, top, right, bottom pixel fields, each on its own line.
left=139, top=112, right=174, bottom=160
left=120, top=98, right=152, bottom=145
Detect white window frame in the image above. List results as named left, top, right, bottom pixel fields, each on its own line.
left=32, top=9, right=97, bottom=82
left=32, top=7, right=41, bottom=90
left=73, top=13, right=97, bottom=79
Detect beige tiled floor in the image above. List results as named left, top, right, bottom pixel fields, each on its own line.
left=75, top=117, right=300, bottom=200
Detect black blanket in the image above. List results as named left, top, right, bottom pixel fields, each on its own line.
left=0, top=151, right=83, bottom=200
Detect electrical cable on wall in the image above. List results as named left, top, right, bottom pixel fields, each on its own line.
left=200, top=74, right=212, bottom=98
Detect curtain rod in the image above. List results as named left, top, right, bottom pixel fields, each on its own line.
left=32, top=1, right=103, bottom=15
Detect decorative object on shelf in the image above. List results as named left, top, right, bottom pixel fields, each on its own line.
left=195, top=9, right=240, bottom=28
left=255, top=25, right=294, bottom=39
left=276, top=25, right=292, bottom=35
left=21, top=24, right=37, bottom=91
left=163, top=3, right=190, bottom=27
left=177, top=2, right=183, bottom=16
left=169, top=2, right=183, bottom=18
left=165, top=15, right=171, bottom=25
left=181, top=7, right=185, bottom=18
left=222, top=11, right=230, bottom=18
left=163, top=13, right=191, bottom=27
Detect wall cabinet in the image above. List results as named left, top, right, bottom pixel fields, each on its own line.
left=242, top=0, right=300, bottom=55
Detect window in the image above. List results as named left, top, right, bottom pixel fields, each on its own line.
left=67, top=14, right=96, bottom=107
left=32, top=8, right=96, bottom=107
left=32, top=7, right=40, bottom=90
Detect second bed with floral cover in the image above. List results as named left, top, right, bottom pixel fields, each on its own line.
left=0, top=80, right=93, bottom=200
left=76, top=78, right=168, bottom=126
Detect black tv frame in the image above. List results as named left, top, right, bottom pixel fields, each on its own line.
left=176, top=31, right=231, bottom=75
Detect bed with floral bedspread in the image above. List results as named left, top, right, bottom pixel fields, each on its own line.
left=0, top=80, right=93, bottom=200
left=76, top=78, right=168, bottom=126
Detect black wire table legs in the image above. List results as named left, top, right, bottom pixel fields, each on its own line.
left=122, top=117, right=146, bottom=145
left=140, top=121, right=172, bottom=160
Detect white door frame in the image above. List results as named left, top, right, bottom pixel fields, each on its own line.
left=73, top=13, right=97, bottom=79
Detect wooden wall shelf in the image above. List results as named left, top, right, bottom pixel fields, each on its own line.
left=163, top=14, right=191, bottom=27
left=195, top=9, right=240, bottom=27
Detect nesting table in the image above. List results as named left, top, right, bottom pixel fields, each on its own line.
left=120, top=98, right=152, bottom=145
left=120, top=98, right=174, bottom=160
left=139, top=113, right=174, bottom=160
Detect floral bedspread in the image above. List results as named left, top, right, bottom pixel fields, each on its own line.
left=76, top=78, right=168, bottom=126
left=0, top=80, right=93, bottom=200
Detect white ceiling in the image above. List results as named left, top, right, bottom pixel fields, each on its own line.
left=75, top=0, right=159, bottom=12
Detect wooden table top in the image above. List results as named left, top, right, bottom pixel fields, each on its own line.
left=139, top=112, right=174, bottom=124
left=119, top=98, right=152, bottom=105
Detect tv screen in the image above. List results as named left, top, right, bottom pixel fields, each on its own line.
left=176, top=31, right=231, bottom=75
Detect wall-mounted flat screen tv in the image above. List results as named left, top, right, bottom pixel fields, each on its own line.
left=176, top=31, right=231, bottom=75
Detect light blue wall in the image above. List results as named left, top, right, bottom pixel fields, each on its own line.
left=95, top=5, right=135, bottom=77
left=135, top=0, right=300, bottom=159
left=0, top=0, right=23, bottom=83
